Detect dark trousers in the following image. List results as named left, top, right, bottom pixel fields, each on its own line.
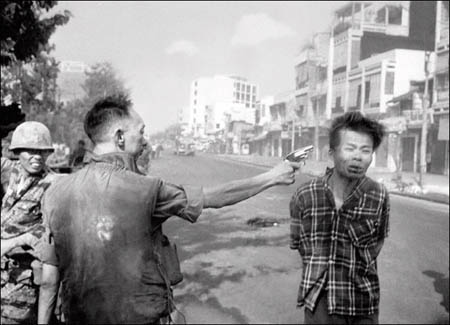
left=304, top=290, right=379, bottom=325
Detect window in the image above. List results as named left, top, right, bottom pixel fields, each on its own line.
left=387, top=5, right=402, bottom=25
left=194, top=90, right=197, bottom=96
left=364, top=81, right=370, bottom=104
left=246, top=85, right=250, bottom=92
left=252, top=85, right=256, bottom=93
left=237, top=93, right=240, bottom=100
left=216, top=123, right=220, bottom=129
left=194, top=99, right=197, bottom=105
left=385, top=72, right=395, bottom=95
left=235, top=82, right=240, bottom=89
left=246, top=94, right=250, bottom=101
left=241, top=84, right=245, bottom=91
left=194, top=109, right=196, bottom=114
left=375, top=7, right=386, bottom=24
left=335, top=97, right=342, bottom=109
left=356, top=84, right=362, bottom=107
left=246, top=103, right=249, bottom=108
left=252, top=95, right=256, bottom=102
left=252, top=103, right=255, bottom=108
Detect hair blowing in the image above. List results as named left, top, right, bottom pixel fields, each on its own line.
left=329, top=112, right=386, bottom=151
left=84, top=93, right=132, bottom=144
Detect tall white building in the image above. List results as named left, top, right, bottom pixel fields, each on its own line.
left=188, top=75, right=258, bottom=138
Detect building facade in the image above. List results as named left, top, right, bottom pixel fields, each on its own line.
left=431, top=0, right=449, bottom=175
left=188, top=75, right=258, bottom=138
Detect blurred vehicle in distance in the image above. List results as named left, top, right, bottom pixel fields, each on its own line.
left=174, top=140, right=195, bottom=156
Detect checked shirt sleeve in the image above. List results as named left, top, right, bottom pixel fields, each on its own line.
left=289, top=189, right=304, bottom=250
left=378, top=187, right=390, bottom=240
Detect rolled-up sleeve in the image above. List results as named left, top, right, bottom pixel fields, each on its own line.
left=153, top=181, right=204, bottom=223
left=38, top=193, right=59, bottom=266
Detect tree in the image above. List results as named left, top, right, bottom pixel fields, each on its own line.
left=46, top=62, right=129, bottom=149
left=1, top=1, right=70, bottom=143
left=1, top=1, right=70, bottom=65
left=1, top=45, right=62, bottom=118
left=82, top=62, right=129, bottom=106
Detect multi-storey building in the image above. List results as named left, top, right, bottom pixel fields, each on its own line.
left=300, top=1, right=439, bottom=170
left=329, top=1, right=436, bottom=116
left=177, top=106, right=191, bottom=137
left=251, top=96, right=274, bottom=156
left=188, top=75, right=258, bottom=138
left=431, top=0, right=449, bottom=175
left=254, top=90, right=296, bottom=158
left=294, top=32, right=331, bottom=160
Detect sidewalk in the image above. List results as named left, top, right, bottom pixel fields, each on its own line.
left=211, top=153, right=449, bottom=205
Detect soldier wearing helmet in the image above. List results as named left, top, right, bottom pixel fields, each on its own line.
left=1, top=121, right=60, bottom=324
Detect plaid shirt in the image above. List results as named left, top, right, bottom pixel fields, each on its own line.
left=290, top=168, right=390, bottom=316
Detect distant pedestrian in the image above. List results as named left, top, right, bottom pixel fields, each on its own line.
left=290, top=111, right=390, bottom=324
left=69, top=139, right=88, bottom=168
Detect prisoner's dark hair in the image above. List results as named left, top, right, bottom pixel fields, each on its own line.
left=329, top=112, right=386, bottom=151
left=84, top=94, right=132, bottom=143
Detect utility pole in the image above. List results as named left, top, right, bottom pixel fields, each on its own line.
left=419, top=52, right=431, bottom=187
left=291, top=120, right=295, bottom=151
left=314, top=100, right=320, bottom=160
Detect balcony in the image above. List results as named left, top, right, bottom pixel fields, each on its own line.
left=401, top=109, right=423, bottom=126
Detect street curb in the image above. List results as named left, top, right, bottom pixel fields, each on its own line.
left=390, top=191, right=449, bottom=205
left=212, top=155, right=449, bottom=205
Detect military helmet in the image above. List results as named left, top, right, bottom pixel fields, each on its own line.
left=9, top=121, right=54, bottom=151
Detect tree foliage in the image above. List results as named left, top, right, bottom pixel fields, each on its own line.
left=1, top=1, right=71, bottom=66
left=1, top=1, right=70, bottom=146
left=1, top=44, right=61, bottom=119
left=83, top=62, right=128, bottom=106
left=45, top=62, right=129, bottom=148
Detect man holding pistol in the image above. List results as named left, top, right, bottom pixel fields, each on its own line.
left=38, top=94, right=303, bottom=324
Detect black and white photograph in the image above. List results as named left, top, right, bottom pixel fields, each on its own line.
left=1, top=1, right=449, bottom=324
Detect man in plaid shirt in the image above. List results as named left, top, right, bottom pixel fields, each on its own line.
left=290, top=112, right=390, bottom=324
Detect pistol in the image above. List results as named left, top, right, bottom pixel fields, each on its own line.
left=284, top=145, right=314, bottom=162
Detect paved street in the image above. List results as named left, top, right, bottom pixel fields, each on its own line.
left=149, top=153, right=449, bottom=324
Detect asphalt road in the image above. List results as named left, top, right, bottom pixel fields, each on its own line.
left=148, top=152, right=449, bottom=324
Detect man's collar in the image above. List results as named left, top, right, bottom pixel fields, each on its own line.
left=321, top=166, right=368, bottom=198
left=86, top=152, right=140, bottom=173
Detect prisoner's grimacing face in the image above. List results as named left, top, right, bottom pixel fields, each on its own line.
left=331, top=129, right=374, bottom=180
left=120, top=109, right=147, bottom=159
left=17, top=149, right=52, bottom=175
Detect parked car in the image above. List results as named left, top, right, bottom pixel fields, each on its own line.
left=176, top=142, right=195, bottom=156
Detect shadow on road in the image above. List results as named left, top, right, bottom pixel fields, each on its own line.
left=423, top=270, right=449, bottom=313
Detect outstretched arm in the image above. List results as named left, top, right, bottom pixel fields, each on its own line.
left=203, top=160, right=301, bottom=209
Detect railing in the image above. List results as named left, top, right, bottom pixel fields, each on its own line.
left=401, top=110, right=423, bottom=122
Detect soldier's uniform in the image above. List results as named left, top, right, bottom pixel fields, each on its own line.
left=1, top=121, right=56, bottom=324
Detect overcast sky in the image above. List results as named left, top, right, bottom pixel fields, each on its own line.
left=49, top=1, right=345, bottom=134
